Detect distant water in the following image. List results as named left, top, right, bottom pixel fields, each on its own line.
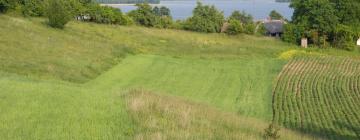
left=111, top=0, right=293, bottom=20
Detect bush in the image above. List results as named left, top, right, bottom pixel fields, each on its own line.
left=22, top=0, right=46, bottom=16
left=256, top=23, right=267, bottom=35
left=128, top=3, right=172, bottom=28
left=0, top=0, right=18, bottom=13
left=243, top=23, right=256, bottom=35
left=333, top=25, right=356, bottom=51
left=225, top=19, right=243, bottom=35
left=264, top=123, right=281, bottom=140
left=47, top=0, right=72, bottom=29
left=154, top=16, right=173, bottom=28
left=86, top=5, right=131, bottom=25
left=282, top=23, right=305, bottom=45
left=0, top=0, right=8, bottom=13
left=184, top=2, right=224, bottom=33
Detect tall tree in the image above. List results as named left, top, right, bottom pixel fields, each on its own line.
left=184, top=2, right=224, bottom=33
left=229, top=10, right=253, bottom=24
left=291, top=0, right=338, bottom=35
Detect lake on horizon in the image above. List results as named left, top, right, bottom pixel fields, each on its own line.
left=110, top=0, right=293, bottom=20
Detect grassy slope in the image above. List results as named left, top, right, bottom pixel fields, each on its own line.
left=0, top=15, right=355, bottom=139
left=87, top=55, right=285, bottom=120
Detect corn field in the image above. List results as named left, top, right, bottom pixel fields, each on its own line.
left=273, top=56, right=360, bottom=140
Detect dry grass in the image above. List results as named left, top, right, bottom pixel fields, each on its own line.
left=124, top=89, right=321, bottom=140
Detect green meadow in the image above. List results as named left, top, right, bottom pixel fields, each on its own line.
left=0, top=15, right=359, bottom=139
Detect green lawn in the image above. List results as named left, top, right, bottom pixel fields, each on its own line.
left=0, top=15, right=357, bottom=139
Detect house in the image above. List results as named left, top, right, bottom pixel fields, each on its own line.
left=357, top=38, right=360, bottom=46
left=263, top=20, right=286, bottom=37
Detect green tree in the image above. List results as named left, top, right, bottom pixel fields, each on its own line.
left=330, top=0, right=360, bottom=26
left=184, top=2, right=224, bottom=33
left=291, top=0, right=338, bottom=35
left=225, top=19, right=243, bottom=35
left=269, top=10, right=283, bottom=20
left=159, top=6, right=170, bottom=17
left=128, top=3, right=156, bottom=27
left=47, top=0, right=72, bottom=29
left=229, top=10, right=253, bottom=24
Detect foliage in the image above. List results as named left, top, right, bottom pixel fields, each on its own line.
left=264, top=123, right=281, bottom=140
left=228, top=10, right=253, bottom=24
left=184, top=2, right=224, bottom=33
left=269, top=10, right=283, bottom=20
left=153, top=6, right=170, bottom=17
left=281, top=23, right=303, bottom=44
left=128, top=3, right=172, bottom=28
left=153, top=16, right=172, bottom=28
left=330, top=0, right=360, bottom=26
left=47, top=0, right=72, bottom=29
left=0, top=0, right=18, bottom=13
left=243, top=23, right=256, bottom=35
left=225, top=19, right=243, bottom=35
left=256, top=23, right=267, bottom=36
left=86, top=4, right=131, bottom=25
left=333, top=25, right=356, bottom=51
left=21, top=0, right=47, bottom=16
left=288, top=0, right=360, bottom=50
left=96, top=0, right=160, bottom=4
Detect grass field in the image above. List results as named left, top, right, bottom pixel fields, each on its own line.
left=273, top=56, right=360, bottom=140
left=0, top=14, right=359, bottom=139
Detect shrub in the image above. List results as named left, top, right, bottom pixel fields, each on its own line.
left=264, top=123, right=281, bottom=140
left=225, top=19, right=243, bottom=35
left=333, top=25, right=356, bottom=51
left=243, top=23, right=256, bottom=35
left=22, top=0, right=46, bottom=16
left=47, top=0, right=72, bottom=29
left=0, top=0, right=18, bottom=13
left=84, top=3, right=132, bottom=25
left=154, top=16, right=173, bottom=28
left=256, top=23, right=267, bottom=35
left=0, top=0, right=8, bottom=13
left=128, top=3, right=172, bottom=28
left=184, top=2, right=224, bottom=33
left=282, top=23, right=306, bottom=45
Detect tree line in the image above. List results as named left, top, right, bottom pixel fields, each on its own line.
left=0, top=0, right=265, bottom=35
left=1, top=0, right=357, bottom=51
left=95, top=0, right=160, bottom=4
left=282, top=0, right=360, bottom=50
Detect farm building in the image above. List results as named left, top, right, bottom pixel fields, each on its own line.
left=264, top=20, right=286, bottom=37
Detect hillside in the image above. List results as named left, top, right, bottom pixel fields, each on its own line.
left=0, top=15, right=359, bottom=139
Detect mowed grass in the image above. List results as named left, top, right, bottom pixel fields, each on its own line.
left=88, top=55, right=285, bottom=120
left=0, top=15, right=293, bottom=83
left=273, top=56, right=360, bottom=140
